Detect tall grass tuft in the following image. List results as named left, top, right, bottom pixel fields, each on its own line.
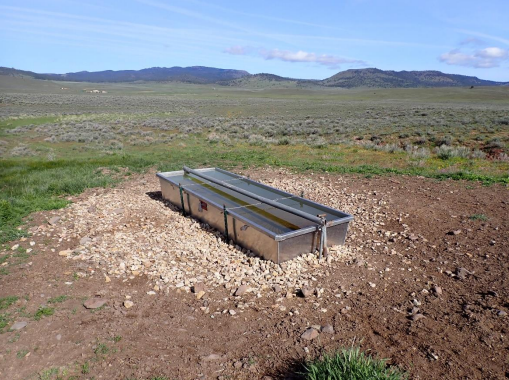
left=303, top=347, right=407, bottom=380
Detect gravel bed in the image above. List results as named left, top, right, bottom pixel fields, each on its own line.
left=49, top=169, right=389, bottom=294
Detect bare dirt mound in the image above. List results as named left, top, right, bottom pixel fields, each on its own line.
left=0, top=169, right=507, bottom=380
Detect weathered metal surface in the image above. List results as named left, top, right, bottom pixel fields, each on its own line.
left=157, top=168, right=353, bottom=263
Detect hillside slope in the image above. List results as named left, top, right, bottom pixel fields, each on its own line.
left=320, top=68, right=505, bottom=88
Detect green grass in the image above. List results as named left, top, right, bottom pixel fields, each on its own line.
left=303, top=347, right=407, bottom=380
left=94, top=342, right=110, bottom=355
left=0, top=154, right=152, bottom=244
left=469, top=213, right=489, bottom=221
left=47, top=295, right=69, bottom=304
left=0, top=296, right=19, bottom=332
left=34, top=306, right=55, bottom=320
left=16, top=348, right=29, bottom=359
left=81, top=361, right=90, bottom=374
left=0, top=296, right=18, bottom=310
left=0, top=313, right=10, bottom=332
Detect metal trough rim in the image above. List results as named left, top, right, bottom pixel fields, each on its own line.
left=183, top=166, right=324, bottom=225
left=156, top=168, right=353, bottom=242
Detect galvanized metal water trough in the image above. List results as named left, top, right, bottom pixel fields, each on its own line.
left=156, top=167, right=353, bottom=264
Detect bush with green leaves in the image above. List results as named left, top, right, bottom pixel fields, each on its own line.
left=434, top=145, right=470, bottom=160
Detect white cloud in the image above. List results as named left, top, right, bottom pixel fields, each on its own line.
left=260, top=49, right=365, bottom=69
left=477, top=47, right=508, bottom=59
left=223, top=46, right=249, bottom=55
left=439, top=46, right=509, bottom=68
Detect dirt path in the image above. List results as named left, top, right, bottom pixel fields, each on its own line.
left=0, top=169, right=507, bottom=380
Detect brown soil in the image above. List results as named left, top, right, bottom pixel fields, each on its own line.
left=0, top=169, right=507, bottom=380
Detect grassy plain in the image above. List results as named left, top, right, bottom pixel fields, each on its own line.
left=0, top=77, right=508, bottom=243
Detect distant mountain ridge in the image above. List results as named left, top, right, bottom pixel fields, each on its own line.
left=319, top=68, right=504, bottom=88
left=0, top=66, right=249, bottom=84
left=1, top=66, right=506, bottom=88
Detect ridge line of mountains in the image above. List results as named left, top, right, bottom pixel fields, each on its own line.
left=1, top=66, right=507, bottom=88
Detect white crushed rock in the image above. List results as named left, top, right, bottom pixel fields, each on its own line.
left=54, top=169, right=392, bottom=293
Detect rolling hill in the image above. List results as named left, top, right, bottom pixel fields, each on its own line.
left=0, top=66, right=249, bottom=84
left=320, top=68, right=505, bottom=88
left=0, top=66, right=506, bottom=88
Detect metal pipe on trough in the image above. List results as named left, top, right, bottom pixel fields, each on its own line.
left=182, top=166, right=324, bottom=226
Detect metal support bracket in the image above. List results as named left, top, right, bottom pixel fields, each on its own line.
left=179, top=184, right=186, bottom=217
left=223, top=204, right=229, bottom=242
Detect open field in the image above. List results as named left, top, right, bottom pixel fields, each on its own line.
left=0, top=77, right=508, bottom=379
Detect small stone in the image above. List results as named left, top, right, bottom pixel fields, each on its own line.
left=30, top=241, right=35, bottom=246
left=147, top=291, right=156, bottom=295
left=11, top=244, right=19, bottom=251
left=112, top=208, right=124, bottom=215
left=56, top=334, right=62, bottom=341
left=235, top=285, right=249, bottom=296
left=455, top=267, right=468, bottom=280
left=321, top=324, right=334, bottom=334
left=411, top=313, right=425, bottom=322
left=83, top=298, right=107, bottom=309
left=175, top=282, right=184, bottom=288
left=229, top=309, right=237, bottom=315
left=433, top=286, right=442, bottom=296
left=234, top=361, right=243, bottom=369
left=87, top=205, right=97, bottom=213
left=124, top=300, right=134, bottom=309
left=80, top=236, right=92, bottom=245
left=196, top=291, right=205, bottom=300
left=10, top=321, right=27, bottom=331
left=201, top=354, right=222, bottom=362
left=58, top=249, right=72, bottom=257
left=48, top=216, right=61, bottom=225
left=497, top=310, right=507, bottom=317
left=369, top=282, right=376, bottom=288
left=300, top=286, right=314, bottom=298
left=104, top=275, right=111, bottom=283
left=301, top=327, right=319, bottom=340
left=273, top=285, right=282, bottom=293
left=447, top=230, right=461, bottom=236
left=193, top=282, right=205, bottom=293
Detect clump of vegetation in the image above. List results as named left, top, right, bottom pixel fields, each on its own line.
left=48, top=295, right=69, bottom=304
left=0, top=296, right=18, bottom=310
left=469, top=214, right=488, bottom=221
left=34, top=306, right=55, bottom=320
left=94, top=342, right=110, bottom=355
left=16, top=349, right=29, bottom=359
left=434, top=145, right=470, bottom=160
left=303, top=347, right=407, bottom=380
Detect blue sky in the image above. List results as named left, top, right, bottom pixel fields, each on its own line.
left=1, top=0, right=508, bottom=81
